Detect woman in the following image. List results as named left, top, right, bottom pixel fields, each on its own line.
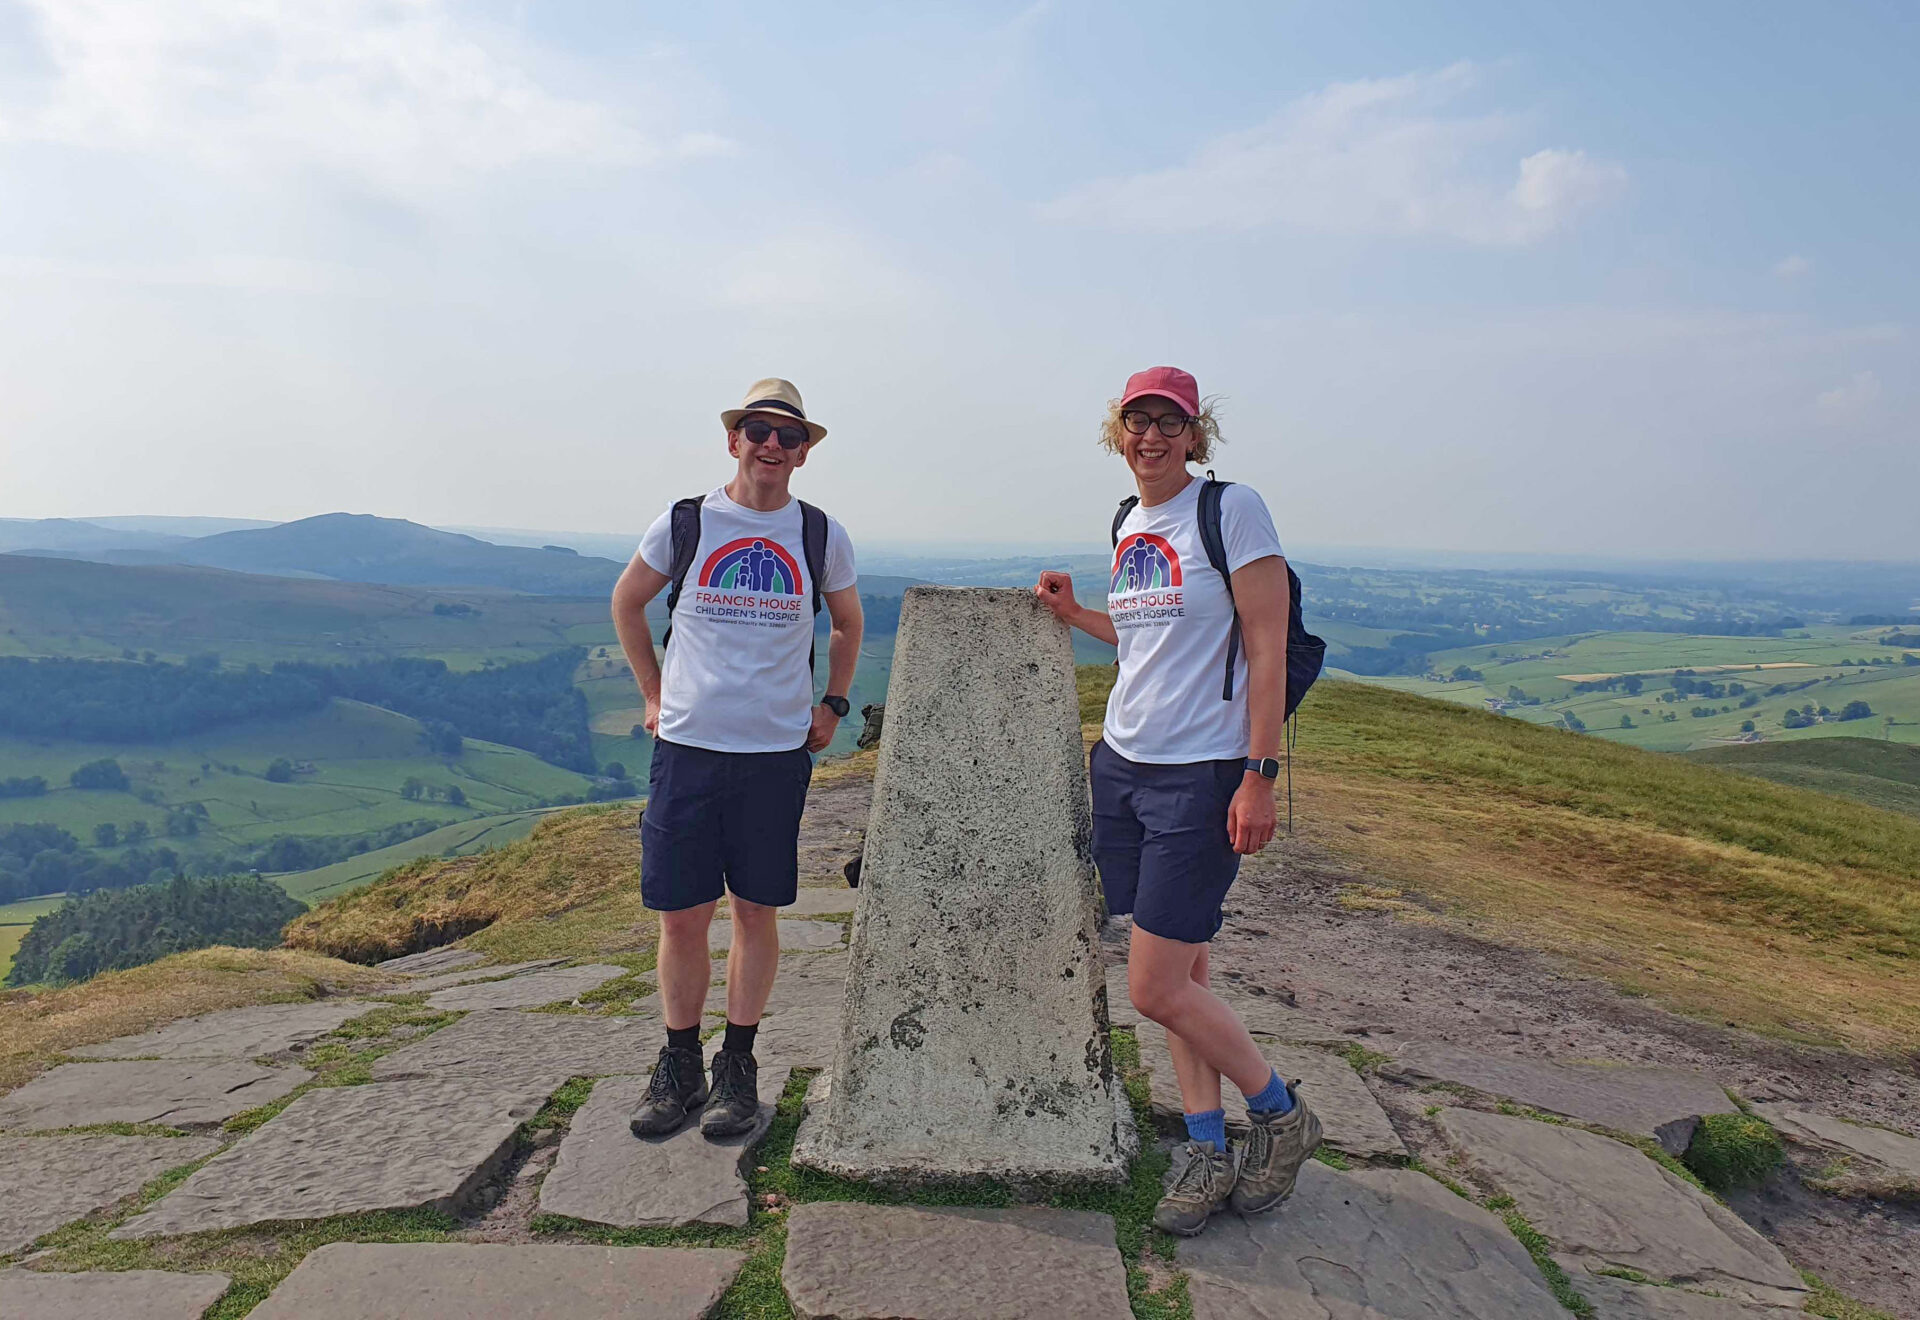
left=1035, top=365, right=1321, bottom=1237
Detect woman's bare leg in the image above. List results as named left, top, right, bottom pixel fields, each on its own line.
left=1128, top=925, right=1270, bottom=1106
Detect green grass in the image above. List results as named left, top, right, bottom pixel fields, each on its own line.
left=1800, top=1270, right=1898, bottom=1320
left=1685, top=739, right=1920, bottom=820
left=1485, top=1195, right=1595, bottom=1316
left=274, top=808, right=552, bottom=904
left=0, top=894, right=68, bottom=979
left=1681, top=1113, right=1784, bottom=1191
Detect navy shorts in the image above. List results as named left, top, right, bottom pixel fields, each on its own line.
left=640, top=738, right=812, bottom=912
left=1089, top=738, right=1243, bottom=944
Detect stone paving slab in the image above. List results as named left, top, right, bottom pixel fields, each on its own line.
left=752, top=1006, right=839, bottom=1070
left=1, top=1134, right=221, bottom=1253
left=782, top=1201, right=1131, bottom=1319
left=1572, top=1273, right=1807, bottom=1319
left=0, top=1061, right=310, bottom=1131
left=708, top=918, right=847, bottom=952
left=68, top=1002, right=369, bottom=1061
left=1437, top=1108, right=1807, bottom=1309
left=425, top=963, right=629, bottom=1011
left=112, top=1074, right=560, bottom=1239
left=1135, top=1021, right=1405, bottom=1157
left=404, top=958, right=569, bottom=994
left=0, top=1269, right=231, bottom=1319
left=539, top=1064, right=791, bottom=1228
left=377, top=948, right=482, bottom=975
left=1104, top=968, right=1142, bottom=1027
left=244, top=1242, right=746, bottom=1319
left=1753, top=1103, right=1920, bottom=1197
left=1179, top=1159, right=1561, bottom=1320
left=1385, top=1042, right=1737, bottom=1154
left=371, top=1009, right=653, bottom=1082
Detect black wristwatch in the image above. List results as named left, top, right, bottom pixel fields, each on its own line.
left=1245, top=757, right=1280, bottom=780
left=821, top=695, right=851, bottom=718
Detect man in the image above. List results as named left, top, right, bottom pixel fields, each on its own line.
left=611, top=377, right=862, bottom=1139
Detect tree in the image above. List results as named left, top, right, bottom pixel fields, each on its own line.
left=1450, top=665, right=1484, bottom=682
left=265, top=758, right=294, bottom=783
left=445, top=785, right=467, bottom=807
left=1839, top=700, right=1873, bottom=722
left=420, top=720, right=463, bottom=758
left=603, top=762, right=627, bottom=780
left=70, top=759, right=129, bottom=791
left=93, top=823, right=119, bottom=848
left=0, top=776, right=47, bottom=799
left=1622, top=675, right=1644, bottom=695
left=631, top=724, right=647, bottom=739
left=1740, top=720, right=1755, bottom=732
left=400, top=778, right=425, bottom=801
left=1619, top=715, right=1634, bottom=729
left=123, top=820, right=151, bottom=844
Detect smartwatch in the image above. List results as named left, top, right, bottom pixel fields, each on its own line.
left=1245, top=757, right=1280, bottom=780
left=822, top=694, right=851, bottom=718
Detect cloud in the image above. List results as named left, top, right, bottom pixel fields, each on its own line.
left=1813, top=370, right=1882, bottom=423
left=1039, top=63, right=1624, bottom=244
left=1772, top=254, right=1811, bottom=279
left=0, top=0, right=715, bottom=196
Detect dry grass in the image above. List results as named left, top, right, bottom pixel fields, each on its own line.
left=0, top=947, right=386, bottom=1092
left=284, top=804, right=644, bottom=964
left=1288, top=681, right=1920, bottom=1054
left=1077, top=669, right=1920, bottom=1055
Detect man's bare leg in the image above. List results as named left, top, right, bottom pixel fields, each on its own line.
left=724, top=896, right=781, bottom=1026
left=657, top=900, right=718, bottom=1030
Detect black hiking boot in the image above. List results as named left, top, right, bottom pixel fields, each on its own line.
left=629, top=1045, right=708, bottom=1137
left=701, top=1048, right=760, bottom=1138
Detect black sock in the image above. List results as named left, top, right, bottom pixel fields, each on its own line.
left=723, top=1020, right=758, bottom=1057
left=666, top=1025, right=700, bottom=1055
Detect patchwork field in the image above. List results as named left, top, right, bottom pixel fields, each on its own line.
left=0, top=895, right=66, bottom=980
left=0, top=699, right=595, bottom=857
left=274, top=809, right=556, bottom=905
left=1348, top=625, right=1920, bottom=752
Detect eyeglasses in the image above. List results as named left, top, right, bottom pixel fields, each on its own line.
left=740, top=419, right=810, bottom=450
left=1121, top=409, right=1193, bottom=438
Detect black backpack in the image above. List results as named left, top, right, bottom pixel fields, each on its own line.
left=1110, top=476, right=1325, bottom=716
left=661, top=495, right=830, bottom=667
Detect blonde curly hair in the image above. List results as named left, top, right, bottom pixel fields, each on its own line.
left=1097, top=395, right=1225, bottom=465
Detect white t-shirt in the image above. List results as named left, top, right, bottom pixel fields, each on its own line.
left=1102, top=478, right=1285, bottom=764
left=637, top=486, right=857, bottom=754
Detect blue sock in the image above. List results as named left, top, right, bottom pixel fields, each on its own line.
left=1246, top=1069, right=1294, bottom=1116
left=1183, top=1108, right=1227, bottom=1151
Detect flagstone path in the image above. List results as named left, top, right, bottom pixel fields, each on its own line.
left=4, top=793, right=1915, bottom=1317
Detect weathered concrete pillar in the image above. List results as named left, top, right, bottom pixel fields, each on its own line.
left=792, top=587, right=1134, bottom=1185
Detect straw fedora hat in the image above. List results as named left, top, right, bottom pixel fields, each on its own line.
left=720, top=378, right=827, bottom=444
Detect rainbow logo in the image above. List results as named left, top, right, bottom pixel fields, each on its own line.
left=1110, top=533, right=1181, bottom=594
left=699, top=538, right=803, bottom=595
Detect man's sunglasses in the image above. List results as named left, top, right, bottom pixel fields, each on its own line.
left=1121, top=409, right=1193, bottom=438
left=740, top=419, right=810, bottom=450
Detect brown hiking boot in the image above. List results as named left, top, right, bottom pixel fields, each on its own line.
left=1230, top=1083, right=1322, bottom=1216
left=1153, top=1140, right=1237, bottom=1237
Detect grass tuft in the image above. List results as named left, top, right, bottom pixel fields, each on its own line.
left=1800, top=1269, right=1898, bottom=1320
left=1486, top=1196, right=1595, bottom=1316
left=1682, top=1113, right=1785, bottom=1192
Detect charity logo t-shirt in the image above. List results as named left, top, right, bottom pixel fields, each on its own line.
left=637, top=487, right=857, bottom=754
left=1103, top=478, right=1285, bottom=764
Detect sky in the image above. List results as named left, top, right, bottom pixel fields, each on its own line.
left=0, top=0, right=1914, bottom=560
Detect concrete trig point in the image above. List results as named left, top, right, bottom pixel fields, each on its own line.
left=792, top=587, right=1135, bottom=1186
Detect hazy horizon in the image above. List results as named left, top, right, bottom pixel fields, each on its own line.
left=2, top=2, right=1913, bottom=559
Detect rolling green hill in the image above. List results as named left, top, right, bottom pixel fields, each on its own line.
left=275, top=808, right=556, bottom=904
left=0, top=698, right=595, bottom=856
left=1684, top=739, right=1920, bottom=820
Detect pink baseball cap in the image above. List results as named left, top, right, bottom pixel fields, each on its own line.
left=1120, top=365, right=1200, bottom=416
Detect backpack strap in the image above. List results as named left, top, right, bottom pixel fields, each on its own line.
left=1110, top=496, right=1140, bottom=547
left=1196, top=477, right=1240, bottom=701
left=659, top=495, right=706, bottom=651
left=799, top=501, right=829, bottom=675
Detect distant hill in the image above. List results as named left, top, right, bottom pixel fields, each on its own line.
left=0, top=518, right=189, bottom=556
left=0, top=554, right=610, bottom=664
left=106, top=513, right=627, bottom=595
left=1684, top=738, right=1920, bottom=820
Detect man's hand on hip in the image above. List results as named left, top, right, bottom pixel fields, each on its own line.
left=806, top=704, right=839, bottom=753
